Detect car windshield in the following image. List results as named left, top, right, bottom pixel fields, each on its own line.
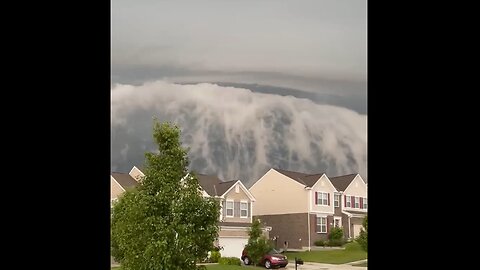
left=268, top=249, right=281, bottom=255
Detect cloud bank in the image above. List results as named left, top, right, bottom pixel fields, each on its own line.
left=111, top=81, right=366, bottom=186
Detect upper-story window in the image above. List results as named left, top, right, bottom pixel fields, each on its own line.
left=316, top=192, right=329, bottom=205
left=334, top=194, right=340, bottom=207
left=226, top=201, right=234, bottom=217
left=363, top=198, right=367, bottom=209
left=346, top=196, right=351, bottom=207
left=240, top=201, right=248, bottom=218
left=354, top=197, right=360, bottom=208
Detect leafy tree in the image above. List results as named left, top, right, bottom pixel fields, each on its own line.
left=355, top=216, right=368, bottom=252
left=244, top=219, right=273, bottom=266
left=111, top=121, right=221, bottom=270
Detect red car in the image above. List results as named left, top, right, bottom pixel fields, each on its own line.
left=241, top=248, right=288, bottom=269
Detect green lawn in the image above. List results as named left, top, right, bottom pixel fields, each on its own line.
left=283, top=242, right=367, bottom=264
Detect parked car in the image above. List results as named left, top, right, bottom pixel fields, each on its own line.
left=241, top=248, right=288, bottom=269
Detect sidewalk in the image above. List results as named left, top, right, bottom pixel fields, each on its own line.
left=285, top=261, right=367, bottom=270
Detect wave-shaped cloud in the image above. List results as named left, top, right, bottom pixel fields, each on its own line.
left=111, top=81, right=367, bottom=186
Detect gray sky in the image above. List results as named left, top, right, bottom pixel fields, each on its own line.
left=112, top=0, right=367, bottom=96
left=111, top=0, right=368, bottom=180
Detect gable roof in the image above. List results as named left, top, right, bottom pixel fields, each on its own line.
left=329, top=174, right=357, bottom=192
left=196, top=174, right=237, bottom=197
left=111, top=172, right=139, bottom=190
left=274, top=168, right=325, bottom=187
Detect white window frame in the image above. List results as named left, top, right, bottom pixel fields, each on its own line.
left=363, top=197, right=367, bottom=209
left=316, top=192, right=328, bottom=205
left=354, top=197, right=359, bottom=208
left=334, top=194, right=340, bottom=207
left=334, top=217, right=342, bottom=228
left=240, top=201, right=248, bottom=218
left=316, top=216, right=327, bottom=233
left=346, top=196, right=351, bottom=207
left=226, top=200, right=234, bottom=217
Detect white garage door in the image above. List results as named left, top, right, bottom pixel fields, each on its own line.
left=353, top=224, right=362, bottom=238
left=218, top=237, right=249, bottom=258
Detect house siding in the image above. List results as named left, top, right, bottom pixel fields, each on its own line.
left=341, top=213, right=351, bottom=238
left=250, top=169, right=308, bottom=215
left=219, top=229, right=249, bottom=238
left=223, top=183, right=252, bottom=223
left=254, top=213, right=309, bottom=250
left=309, top=214, right=335, bottom=245
left=129, top=166, right=144, bottom=182
left=310, top=175, right=336, bottom=213
left=111, top=176, right=124, bottom=200
left=343, top=176, right=367, bottom=213
left=334, top=194, right=343, bottom=216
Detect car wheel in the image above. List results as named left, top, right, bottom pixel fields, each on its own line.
left=264, top=260, right=272, bottom=269
left=243, top=257, right=250, bottom=265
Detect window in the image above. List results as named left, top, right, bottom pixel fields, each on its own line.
left=334, top=219, right=340, bottom=227
left=354, top=197, right=359, bottom=208
left=316, top=192, right=328, bottom=205
left=334, top=194, right=340, bottom=207
left=363, top=198, right=367, bottom=209
left=226, top=201, right=234, bottom=217
left=316, top=216, right=327, bottom=233
left=240, top=202, right=248, bottom=218
left=346, top=196, right=351, bottom=207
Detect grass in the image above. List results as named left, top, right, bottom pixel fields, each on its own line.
left=283, top=242, right=367, bottom=264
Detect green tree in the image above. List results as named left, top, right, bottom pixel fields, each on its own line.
left=111, top=121, right=221, bottom=270
left=355, top=216, right=367, bottom=252
left=244, top=219, right=273, bottom=266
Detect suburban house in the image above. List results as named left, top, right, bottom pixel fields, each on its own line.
left=111, top=166, right=265, bottom=258
left=248, top=168, right=367, bottom=250
left=110, top=166, right=144, bottom=207
left=195, top=173, right=267, bottom=258
left=329, top=173, right=368, bottom=239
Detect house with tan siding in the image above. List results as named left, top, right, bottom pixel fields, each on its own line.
left=195, top=174, right=269, bottom=258
left=249, top=168, right=366, bottom=250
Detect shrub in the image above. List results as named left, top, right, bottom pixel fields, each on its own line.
left=328, top=227, right=344, bottom=241
left=218, top=257, right=241, bottom=266
left=356, top=216, right=368, bottom=252
left=326, top=239, right=345, bottom=247
left=209, top=251, right=221, bottom=263
left=314, top=240, right=325, bottom=246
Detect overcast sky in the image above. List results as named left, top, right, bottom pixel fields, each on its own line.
left=112, top=0, right=367, bottom=95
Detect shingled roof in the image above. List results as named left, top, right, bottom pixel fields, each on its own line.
left=196, top=174, right=237, bottom=197
left=329, top=174, right=358, bottom=191
left=111, top=172, right=139, bottom=190
left=274, top=168, right=325, bottom=187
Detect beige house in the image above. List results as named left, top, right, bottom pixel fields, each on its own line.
left=110, top=166, right=144, bottom=207
left=195, top=174, right=269, bottom=258
left=249, top=168, right=367, bottom=250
